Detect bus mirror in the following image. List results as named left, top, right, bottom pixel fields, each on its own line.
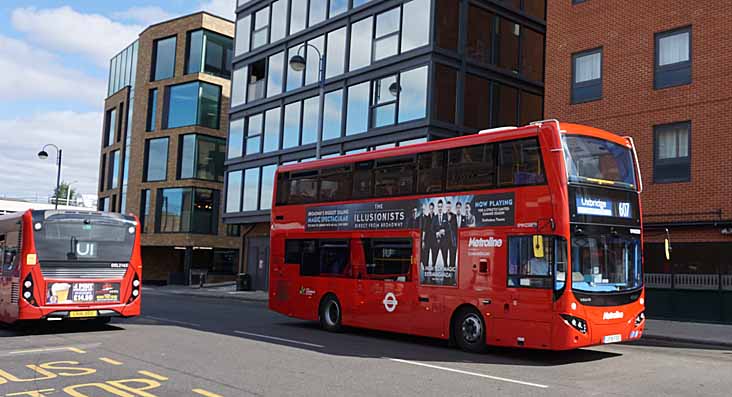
left=533, top=235, right=544, bottom=258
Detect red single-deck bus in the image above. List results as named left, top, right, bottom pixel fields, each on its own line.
left=269, top=120, right=645, bottom=351
left=0, top=210, right=142, bottom=324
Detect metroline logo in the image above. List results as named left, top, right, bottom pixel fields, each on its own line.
left=602, top=311, right=624, bottom=320
left=468, top=237, right=503, bottom=248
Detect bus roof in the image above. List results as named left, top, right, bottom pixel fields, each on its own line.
left=277, top=121, right=629, bottom=174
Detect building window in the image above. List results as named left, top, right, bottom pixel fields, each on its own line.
left=654, top=122, right=691, bottom=183
left=401, top=0, right=430, bottom=52
left=326, top=27, right=346, bottom=79
left=436, top=0, right=459, bottom=51
left=571, top=48, right=602, bottom=104
left=263, top=107, right=281, bottom=152
left=267, top=51, right=284, bottom=98
left=283, top=101, right=302, bottom=149
left=186, top=29, right=233, bottom=78
left=107, top=150, right=120, bottom=190
left=179, top=134, right=226, bottom=182
left=270, top=0, right=287, bottom=42
left=252, top=7, right=270, bottom=49
left=330, top=0, right=347, bottom=17
left=98, top=197, right=108, bottom=212
left=346, top=81, right=370, bottom=135
left=152, top=36, right=176, bottom=81
left=231, top=64, right=247, bottom=107
left=140, top=190, right=152, bottom=233
left=144, top=137, right=169, bottom=182
left=235, top=15, right=251, bottom=56
left=349, top=17, right=372, bottom=72
left=164, top=81, right=221, bottom=129
left=305, top=36, right=325, bottom=86
left=495, top=17, right=520, bottom=74
left=309, top=0, right=327, bottom=27
left=246, top=113, right=263, bottom=155
left=286, top=47, right=304, bottom=91
left=146, top=89, right=157, bottom=132
left=435, top=64, right=458, bottom=124
left=655, top=27, right=691, bottom=89
left=463, top=73, right=490, bottom=130
left=492, top=82, right=519, bottom=127
left=226, top=170, right=243, bottom=213
left=372, top=75, right=398, bottom=128
left=290, top=0, right=307, bottom=35
left=104, top=108, right=117, bottom=146
left=374, top=7, right=400, bottom=62
left=519, top=91, right=543, bottom=126
left=99, top=154, right=106, bottom=192
left=157, top=188, right=219, bottom=234
left=228, top=118, right=245, bottom=159
left=243, top=168, right=260, bottom=211
left=397, top=66, right=428, bottom=123
left=247, top=59, right=266, bottom=101
left=302, top=96, right=319, bottom=144
left=521, top=27, right=544, bottom=82
left=260, top=164, right=277, bottom=210
left=467, top=5, right=494, bottom=65
left=323, top=89, right=343, bottom=140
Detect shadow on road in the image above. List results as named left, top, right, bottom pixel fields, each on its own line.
left=0, top=320, right=123, bottom=337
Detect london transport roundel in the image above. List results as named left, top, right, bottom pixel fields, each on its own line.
left=383, top=292, right=398, bottom=312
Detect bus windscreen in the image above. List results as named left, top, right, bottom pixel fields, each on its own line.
left=31, top=213, right=136, bottom=264
left=562, top=135, right=637, bottom=189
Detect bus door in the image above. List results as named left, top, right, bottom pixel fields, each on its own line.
left=499, top=235, right=555, bottom=348
left=0, top=230, right=20, bottom=322
left=355, top=238, right=416, bottom=333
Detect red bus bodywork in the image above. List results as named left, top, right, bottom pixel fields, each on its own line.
left=0, top=210, right=142, bottom=323
left=269, top=121, right=645, bottom=350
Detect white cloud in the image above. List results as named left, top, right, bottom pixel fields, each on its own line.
left=0, top=35, right=106, bottom=106
left=0, top=111, right=103, bottom=200
left=10, top=6, right=142, bottom=67
left=112, top=6, right=175, bottom=26
left=200, top=0, right=236, bottom=20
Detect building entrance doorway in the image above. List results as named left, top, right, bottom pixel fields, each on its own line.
left=246, top=237, right=269, bottom=291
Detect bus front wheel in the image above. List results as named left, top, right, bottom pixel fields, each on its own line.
left=453, top=307, right=487, bottom=353
left=319, top=295, right=342, bottom=332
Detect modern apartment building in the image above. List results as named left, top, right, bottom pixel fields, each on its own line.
left=225, top=0, right=546, bottom=290
left=545, top=0, right=732, bottom=322
left=98, top=12, right=240, bottom=285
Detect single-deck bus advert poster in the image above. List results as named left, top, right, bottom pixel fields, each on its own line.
left=306, top=192, right=515, bottom=286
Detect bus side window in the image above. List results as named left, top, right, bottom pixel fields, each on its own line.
left=363, top=238, right=412, bottom=282
left=417, top=151, right=446, bottom=194
left=507, top=236, right=553, bottom=288
left=353, top=161, right=374, bottom=199
left=498, top=139, right=546, bottom=187
left=284, top=240, right=302, bottom=264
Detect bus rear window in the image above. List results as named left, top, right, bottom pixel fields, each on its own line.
left=562, top=135, right=636, bottom=189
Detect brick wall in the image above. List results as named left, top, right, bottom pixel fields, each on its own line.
left=545, top=0, right=732, bottom=244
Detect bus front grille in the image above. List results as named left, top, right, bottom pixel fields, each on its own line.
left=41, top=268, right=128, bottom=279
left=10, top=282, right=19, bottom=303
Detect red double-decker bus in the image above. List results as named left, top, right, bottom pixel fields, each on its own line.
left=269, top=120, right=645, bottom=351
left=0, top=210, right=142, bottom=324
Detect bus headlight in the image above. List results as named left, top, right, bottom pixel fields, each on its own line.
left=635, top=312, right=645, bottom=327
left=560, top=314, right=588, bottom=334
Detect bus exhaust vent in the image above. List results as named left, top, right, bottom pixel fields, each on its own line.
left=41, top=268, right=128, bottom=279
left=10, top=282, right=19, bottom=304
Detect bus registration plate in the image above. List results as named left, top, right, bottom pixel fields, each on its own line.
left=69, top=310, right=98, bottom=318
left=603, top=334, right=622, bottom=344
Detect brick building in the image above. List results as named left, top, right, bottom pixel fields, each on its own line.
left=98, top=12, right=240, bottom=284
left=545, top=0, right=732, bottom=322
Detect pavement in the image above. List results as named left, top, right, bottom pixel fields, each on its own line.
left=145, top=284, right=732, bottom=348
left=1, top=292, right=731, bottom=396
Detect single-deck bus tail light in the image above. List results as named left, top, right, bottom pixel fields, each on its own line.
left=128, top=274, right=141, bottom=304
left=22, top=274, right=39, bottom=306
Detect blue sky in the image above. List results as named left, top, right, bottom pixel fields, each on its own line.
left=0, top=0, right=234, bottom=201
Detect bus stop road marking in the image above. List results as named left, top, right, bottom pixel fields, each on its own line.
left=233, top=331, right=325, bottom=348
left=193, top=389, right=224, bottom=397
left=99, top=357, right=123, bottom=365
left=388, top=358, right=549, bottom=389
left=144, top=315, right=202, bottom=327
left=137, top=370, right=169, bottom=381
left=5, top=346, right=89, bottom=356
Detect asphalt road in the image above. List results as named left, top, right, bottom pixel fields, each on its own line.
left=1, top=292, right=731, bottom=397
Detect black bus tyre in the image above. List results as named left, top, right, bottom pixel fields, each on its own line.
left=454, top=307, right=487, bottom=353
left=319, top=295, right=342, bottom=332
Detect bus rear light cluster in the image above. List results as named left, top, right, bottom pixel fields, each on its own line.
left=128, top=274, right=140, bottom=303
left=22, top=274, right=38, bottom=307
left=635, top=312, right=645, bottom=327
left=560, top=314, right=587, bottom=334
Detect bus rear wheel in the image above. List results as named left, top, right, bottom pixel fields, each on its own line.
left=319, top=295, right=342, bottom=332
left=453, top=307, right=487, bottom=353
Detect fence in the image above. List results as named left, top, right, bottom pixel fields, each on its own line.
left=645, top=273, right=730, bottom=290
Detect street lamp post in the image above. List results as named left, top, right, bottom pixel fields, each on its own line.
left=289, top=44, right=326, bottom=159
left=37, top=144, right=63, bottom=210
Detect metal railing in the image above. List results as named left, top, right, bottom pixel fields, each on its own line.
left=645, top=273, right=731, bottom=290
left=722, top=275, right=732, bottom=291
left=644, top=273, right=672, bottom=288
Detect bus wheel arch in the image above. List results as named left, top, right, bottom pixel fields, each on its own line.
left=450, top=304, right=487, bottom=353
left=318, top=293, right=343, bottom=332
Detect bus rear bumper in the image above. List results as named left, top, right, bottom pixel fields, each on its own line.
left=19, top=301, right=141, bottom=321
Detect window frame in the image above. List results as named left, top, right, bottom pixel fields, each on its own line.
left=143, top=137, right=169, bottom=182
left=178, top=133, right=226, bottom=182
left=653, top=121, right=691, bottom=184
left=163, top=80, right=223, bottom=130
left=571, top=47, right=603, bottom=104
left=151, top=35, right=177, bottom=82
left=654, top=26, right=692, bottom=90
left=155, top=187, right=220, bottom=235
left=506, top=235, right=554, bottom=289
